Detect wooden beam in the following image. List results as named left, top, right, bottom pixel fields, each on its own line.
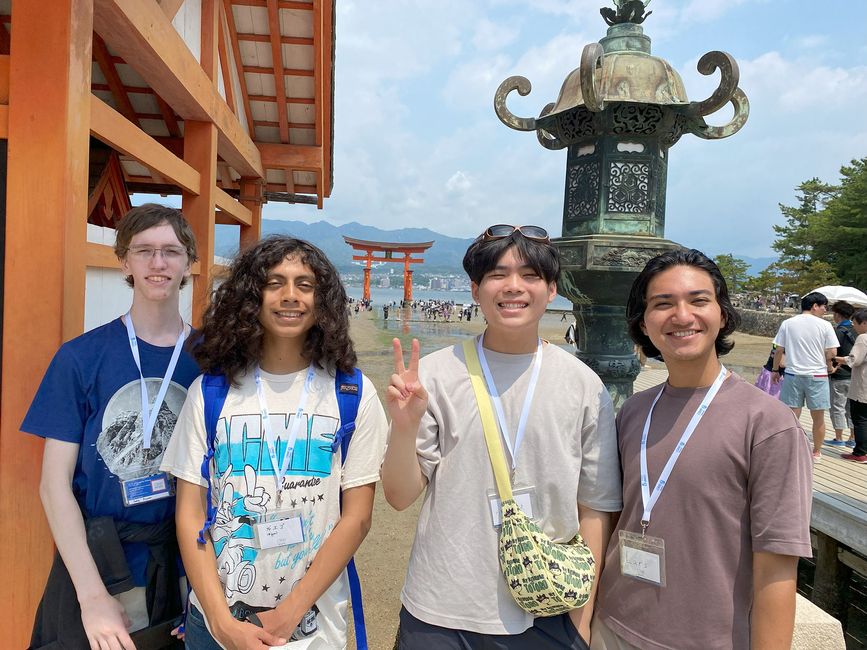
left=2, top=1, right=93, bottom=644
left=266, top=0, right=290, bottom=143
left=248, top=94, right=314, bottom=104
left=0, top=54, right=8, bottom=104
left=285, top=169, right=295, bottom=195
left=313, top=0, right=322, bottom=149
left=215, top=186, right=253, bottom=226
left=0, top=23, right=10, bottom=55
left=93, top=0, right=264, bottom=178
left=0, top=105, right=8, bottom=138
left=158, top=0, right=186, bottom=21
left=92, top=83, right=154, bottom=94
left=155, top=93, right=182, bottom=138
left=182, top=120, right=218, bottom=325
left=258, top=142, right=322, bottom=169
left=239, top=177, right=264, bottom=249
left=254, top=119, right=314, bottom=130
left=243, top=65, right=314, bottom=77
left=321, top=0, right=333, bottom=197
left=236, top=33, right=313, bottom=46
left=233, top=0, right=314, bottom=8
left=201, top=0, right=218, bottom=82
left=92, top=34, right=139, bottom=124
left=222, top=0, right=255, bottom=138
left=216, top=2, right=236, bottom=114
left=315, top=168, right=322, bottom=209
left=90, top=94, right=200, bottom=194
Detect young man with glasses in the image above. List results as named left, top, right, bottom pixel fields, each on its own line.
left=382, top=225, right=621, bottom=649
left=591, top=250, right=812, bottom=650
left=771, top=292, right=839, bottom=461
left=23, top=204, right=200, bottom=649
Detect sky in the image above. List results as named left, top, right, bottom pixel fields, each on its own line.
left=259, top=0, right=867, bottom=259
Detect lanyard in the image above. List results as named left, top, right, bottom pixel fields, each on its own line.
left=254, top=365, right=315, bottom=506
left=476, top=336, right=544, bottom=470
left=124, top=313, right=186, bottom=450
left=639, top=365, right=728, bottom=534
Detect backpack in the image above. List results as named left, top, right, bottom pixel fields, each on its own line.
left=196, top=368, right=368, bottom=649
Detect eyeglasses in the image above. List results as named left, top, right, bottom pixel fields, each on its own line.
left=127, top=246, right=188, bottom=261
left=478, top=224, right=550, bottom=243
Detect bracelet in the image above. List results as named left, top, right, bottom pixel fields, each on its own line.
left=771, top=368, right=780, bottom=372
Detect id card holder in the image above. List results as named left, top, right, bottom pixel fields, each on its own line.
left=121, top=472, right=174, bottom=507
left=251, top=509, right=304, bottom=550
left=487, top=485, right=537, bottom=529
left=618, top=530, right=666, bottom=587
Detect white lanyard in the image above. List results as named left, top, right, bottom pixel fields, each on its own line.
left=476, top=336, right=544, bottom=470
left=254, top=365, right=316, bottom=506
left=124, top=313, right=186, bottom=450
left=639, top=365, right=728, bottom=533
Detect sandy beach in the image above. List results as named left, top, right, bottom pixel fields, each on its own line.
left=346, top=309, right=774, bottom=649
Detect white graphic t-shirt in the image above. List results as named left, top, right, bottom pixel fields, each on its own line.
left=162, top=365, right=388, bottom=649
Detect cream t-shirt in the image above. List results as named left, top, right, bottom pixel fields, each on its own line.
left=401, top=339, right=622, bottom=634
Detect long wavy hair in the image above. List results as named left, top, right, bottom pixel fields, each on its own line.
left=194, top=236, right=356, bottom=385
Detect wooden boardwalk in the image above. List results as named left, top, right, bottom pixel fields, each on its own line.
left=633, top=366, right=867, bottom=624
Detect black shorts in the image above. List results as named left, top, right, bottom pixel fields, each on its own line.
left=396, top=606, right=590, bottom=650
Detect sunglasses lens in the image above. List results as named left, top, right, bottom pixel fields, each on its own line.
left=486, top=224, right=516, bottom=237
left=520, top=226, right=549, bottom=240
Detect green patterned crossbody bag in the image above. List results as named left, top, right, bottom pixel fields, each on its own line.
left=463, top=339, right=595, bottom=616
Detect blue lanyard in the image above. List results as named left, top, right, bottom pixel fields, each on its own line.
left=476, top=336, right=544, bottom=470
left=124, top=313, right=186, bottom=449
left=639, top=365, right=728, bottom=533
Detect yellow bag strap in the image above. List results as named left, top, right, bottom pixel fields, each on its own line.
left=463, top=338, right=514, bottom=501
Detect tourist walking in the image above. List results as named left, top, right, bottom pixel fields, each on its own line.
left=161, top=236, right=388, bottom=649
left=836, top=309, right=867, bottom=463
left=829, top=301, right=857, bottom=447
left=771, top=292, right=839, bottom=461
left=382, top=224, right=620, bottom=649
left=591, top=249, right=812, bottom=650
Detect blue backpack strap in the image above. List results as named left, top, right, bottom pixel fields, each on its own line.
left=197, top=372, right=230, bottom=545
left=332, top=368, right=367, bottom=650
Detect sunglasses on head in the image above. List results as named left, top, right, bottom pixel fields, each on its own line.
left=478, top=224, right=550, bottom=243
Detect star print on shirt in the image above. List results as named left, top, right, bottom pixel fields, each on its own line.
left=317, top=493, right=324, bottom=501
left=301, top=496, right=308, bottom=504
left=262, top=585, right=269, bottom=592
left=275, top=594, right=283, bottom=602
left=279, top=576, right=286, bottom=583
left=291, top=499, right=297, bottom=508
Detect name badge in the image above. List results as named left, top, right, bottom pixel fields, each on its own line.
left=618, top=530, right=666, bottom=586
left=121, top=472, right=174, bottom=507
left=488, top=486, right=536, bottom=528
left=251, top=510, right=304, bottom=549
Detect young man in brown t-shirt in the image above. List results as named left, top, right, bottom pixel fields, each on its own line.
left=591, top=249, right=813, bottom=650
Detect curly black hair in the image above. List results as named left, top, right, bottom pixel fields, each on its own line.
left=194, top=235, right=356, bottom=385
left=626, top=248, right=741, bottom=359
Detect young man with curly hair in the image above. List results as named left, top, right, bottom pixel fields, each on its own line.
left=591, top=249, right=813, bottom=650
left=161, top=236, right=388, bottom=649
left=23, top=204, right=201, bottom=649
left=382, top=225, right=621, bottom=649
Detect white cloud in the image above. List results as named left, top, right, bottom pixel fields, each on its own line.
left=472, top=18, right=520, bottom=52
left=446, top=171, right=473, bottom=192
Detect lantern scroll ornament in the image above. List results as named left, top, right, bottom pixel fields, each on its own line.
left=493, top=0, right=750, bottom=407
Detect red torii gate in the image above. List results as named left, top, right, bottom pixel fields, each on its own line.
left=343, top=236, right=434, bottom=303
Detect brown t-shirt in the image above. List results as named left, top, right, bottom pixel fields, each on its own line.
left=595, top=373, right=813, bottom=650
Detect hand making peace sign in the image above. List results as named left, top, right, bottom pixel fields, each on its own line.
left=386, top=337, right=428, bottom=432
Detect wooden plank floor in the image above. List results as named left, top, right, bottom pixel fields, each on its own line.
left=632, top=366, right=867, bottom=556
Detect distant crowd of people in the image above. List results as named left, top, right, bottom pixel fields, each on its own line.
left=22, top=207, right=835, bottom=650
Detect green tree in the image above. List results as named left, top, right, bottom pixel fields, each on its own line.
left=812, top=157, right=867, bottom=288
left=772, top=178, right=837, bottom=277
left=713, top=253, right=751, bottom=293
left=743, top=266, right=783, bottom=296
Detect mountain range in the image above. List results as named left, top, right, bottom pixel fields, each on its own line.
left=216, top=220, right=775, bottom=275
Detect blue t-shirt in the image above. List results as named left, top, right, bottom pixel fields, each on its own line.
left=21, top=317, right=200, bottom=584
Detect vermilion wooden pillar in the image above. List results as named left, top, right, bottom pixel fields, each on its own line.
left=1, top=0, right=93, bottom=644
left=183, top=121, right=218, bottom=326
left=238, top=177, right=264, bottom=250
